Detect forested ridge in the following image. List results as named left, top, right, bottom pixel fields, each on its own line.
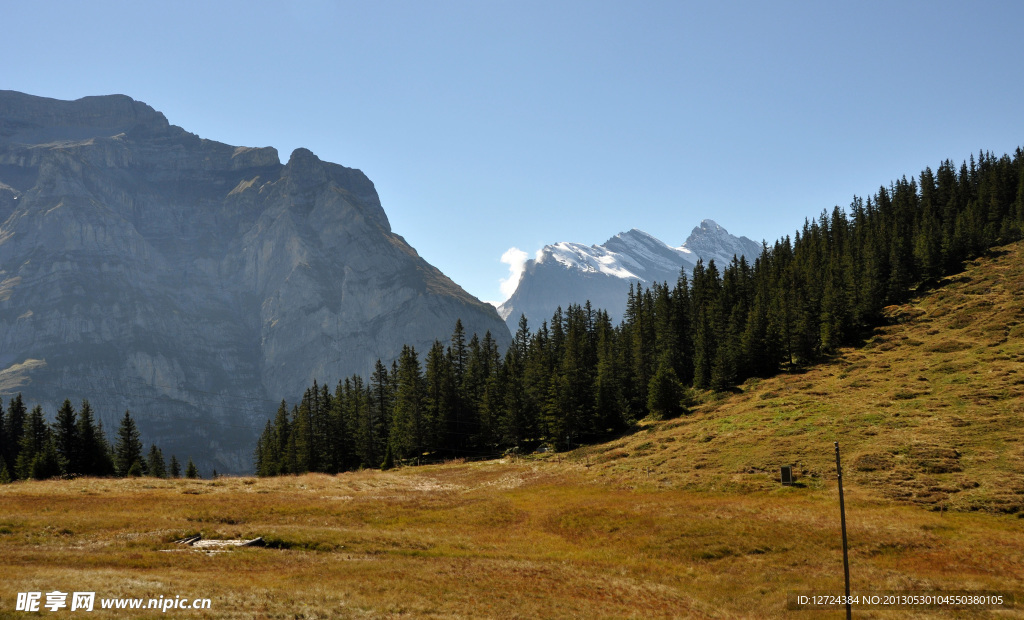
left=250, top=147, right=1021, bottom=474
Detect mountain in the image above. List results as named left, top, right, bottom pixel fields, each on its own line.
left=0, top=90, right=510, bottom=473
left=497, top=220, right=762, bottom=329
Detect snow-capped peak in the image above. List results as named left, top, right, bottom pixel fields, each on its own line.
left=540, top=241, right=640, bottom=279
left=497, top=220, right=763, bottom=329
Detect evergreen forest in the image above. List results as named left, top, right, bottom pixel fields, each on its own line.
left=256, top=149, right=1024, bottom=475
left=0, top=397, right=196, bottom=482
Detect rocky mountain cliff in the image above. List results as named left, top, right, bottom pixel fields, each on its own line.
left=0, top=90, right=510, bottom=473
left=497, top=220, right=762, bottom=328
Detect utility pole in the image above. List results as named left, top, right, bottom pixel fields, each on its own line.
left=835, top=441, right=851, bottom=620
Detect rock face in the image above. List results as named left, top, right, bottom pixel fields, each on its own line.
left=498, top=221, right=762, bottom=329
left=0, top=90, right=510, bottom=473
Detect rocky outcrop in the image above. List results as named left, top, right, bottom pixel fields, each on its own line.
left=0, top=90, right=510, bottom=473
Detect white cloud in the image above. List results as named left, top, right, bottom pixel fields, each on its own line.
left=498, top=247, right=529, bottom=301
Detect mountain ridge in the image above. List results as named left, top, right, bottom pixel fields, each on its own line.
left=498, top=219, right=761, bottom=327
left=0, top=91, right=510, bottom=473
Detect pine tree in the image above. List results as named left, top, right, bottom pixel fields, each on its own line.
left=670, top=271, right=694, bottom=385
left=291, top=390, right=314, bottom=474
left=169, top=455, right=182, bottom=478
left=647, top=353, right=684, bottom=420
left=146, top=444, right=167, bottom=478
left=369, top=360, right=393, bottom=458
left=520, top=320, right=553, bottom=448
left=349, top=376, right=377, bottom=469
left=271, top=400, right=291, bottom=475
left=185, top=458, right=199, bottom=479
left=114, top=411, right=144, bottom=477
left=447, top=320, right=469, bottom=455
left=742, top=256, right=781, bottom=377
left=886, top=236, right=911, bottom=304
left=500, top=317, right=535, bottom=448
left=424, top=340, right=452, bottom=454
left=95, top=418, right=117, bottom=477
left=690, top=260, right=721, bottom=389
left=285, top=407, right=300, bottom=474
left=326, top=380, right=349, bottom=473
left=390, top=345, right=425, bottom=460
left=818, top=268, right=845, bottom=353
left=566, top=305, right=596, bottom=441
left=310, top=380, right=331, bottom=472
left=31, top=438, right=62, bottom=480
left=463, top=333, right=486, bottom=448
left=1014, top=157, right=1024, bottom=232
left=16, top=405, right=50, bottom=480
left=480, top=360, right=505, bottom=450
left=76, top=400, right=112, bottom=476
left=623, top=286, right=656, bottom=415
left=477, top=331, right=504, bottom=448
left=254, top=420, right=272, bottom=476
left=3, top=394, right=27, bottom=479
left=105, top=431, right=118, bottom=474
left=52, top=399, right=79, bottom=475
left=593, top=310, right=626, bottom=431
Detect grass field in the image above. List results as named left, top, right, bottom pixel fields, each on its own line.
left=1, top=243, right=1023, bottom=618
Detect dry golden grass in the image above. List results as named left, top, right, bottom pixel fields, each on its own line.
left=1, top=243, right=1023, bottom=618
left=2, top=466, right=1022, bottom=619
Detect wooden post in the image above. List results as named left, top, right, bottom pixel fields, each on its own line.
left=835, top=441, right=851, bottom=620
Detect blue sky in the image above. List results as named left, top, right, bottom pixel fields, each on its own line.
left=4, top=0, right=1024, bottom=304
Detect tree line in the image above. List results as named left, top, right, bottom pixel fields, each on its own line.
left=0, top=396, right=201, bottom=482
left=256, top=150, right=1016, bottom=473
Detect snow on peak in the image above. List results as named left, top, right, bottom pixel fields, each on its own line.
left=618, top=228, right=660, bottom=241
left=541, top=241, right=638, bottom=279
left=527, top=222, right=759, bottom=284
left=532, top=227, right=699, bottom=284
left=498, top=219, right=764, bottom=330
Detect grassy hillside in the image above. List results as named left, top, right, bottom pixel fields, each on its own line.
left=584, top=241, right=1024, bottom=514
left=1, top=242, right=1022, bottom=618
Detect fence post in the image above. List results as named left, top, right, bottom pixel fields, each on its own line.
left=835, top=441, right=851, bottom=620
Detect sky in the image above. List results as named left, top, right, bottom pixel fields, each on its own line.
left=4, top=0, right=1024, bottom=304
